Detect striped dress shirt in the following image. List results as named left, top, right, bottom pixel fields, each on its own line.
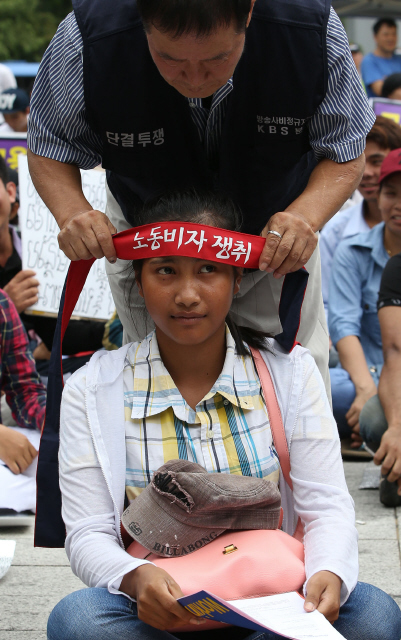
left=28, top=7, right=374, bottom=170
left=123, top=328, right=280, bottom=501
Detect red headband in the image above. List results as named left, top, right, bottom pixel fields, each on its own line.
left=113, top=222, right=265, bottom=267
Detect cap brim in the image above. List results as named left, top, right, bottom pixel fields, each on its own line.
left=122, top=490, right=225, bottom=557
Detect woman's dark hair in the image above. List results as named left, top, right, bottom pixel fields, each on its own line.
left=382, top=73, right=401, bottom=99
left=131, top=188, right=271, bottom=356
left=137, top=0, right=252, bottom=38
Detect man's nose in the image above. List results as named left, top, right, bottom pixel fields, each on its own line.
left=182, top=63, right=208, bottom=88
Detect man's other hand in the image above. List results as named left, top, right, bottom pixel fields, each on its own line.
left=0, top=424, right=38, bottom=474
left=374, top=427, right=401, bottom=490
left=4, top=270, right=40, bottom=313
left=259, top=211, right=317, bottom=277
left=57, top=210, right=117, bottom=262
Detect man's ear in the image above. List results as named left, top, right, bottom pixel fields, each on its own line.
left=246, top=0, right=257, bottom=28
left=5, top=181, right=16, bottom=205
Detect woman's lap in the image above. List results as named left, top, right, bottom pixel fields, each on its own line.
left=47, top=582, right=401, bottom=640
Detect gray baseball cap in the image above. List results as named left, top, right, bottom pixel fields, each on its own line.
left=122, top=459, right=281, bottom=557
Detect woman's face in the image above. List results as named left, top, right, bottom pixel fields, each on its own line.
left=137, top=255, right=242, bottom=346
left=379, top=173, right=401, bottom=236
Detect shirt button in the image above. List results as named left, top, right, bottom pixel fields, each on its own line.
left=207, top=430, right=214, bottom=439
left=223, top=400, right=229, bottom=406
left=189, top=102, right=196, bottom=108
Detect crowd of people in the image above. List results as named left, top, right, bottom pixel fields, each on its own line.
left=1, top=1, right=401, bottom=639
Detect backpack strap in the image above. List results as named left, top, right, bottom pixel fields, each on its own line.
left=250, top=347, right=292, bottom=490
left=250, top=347, right=303, bottom=542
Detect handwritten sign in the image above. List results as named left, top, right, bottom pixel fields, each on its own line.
left=18, top=155, right=114, bottom=321
left=0, top=132, right=27, bottom=171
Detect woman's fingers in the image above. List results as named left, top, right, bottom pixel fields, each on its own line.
left=305, top=571, right=342, bottom=623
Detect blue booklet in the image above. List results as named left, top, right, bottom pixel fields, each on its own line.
left=178, top=590, right=346, bottom=639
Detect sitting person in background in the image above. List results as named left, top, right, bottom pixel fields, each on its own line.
left=0, top=88, right=30, bottom=133
left=359, top=251, right=401, bottom=507
left=0, top=288, right=46, bottom=520
left=0, top=154, right=105, bottom=373
left=321, top=116, right=401, bottom=319
left=329, top=149, right=401, bottom=445
left=361, top=18, right=401, bottom=98
left=382, top=72, right=401, bottom=100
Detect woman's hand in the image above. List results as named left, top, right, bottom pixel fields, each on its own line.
left=304, top=570, right=342, bottom=622
left=120, top=564, right=206, bottom=630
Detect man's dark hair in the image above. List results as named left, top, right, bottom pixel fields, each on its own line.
left=373, top=17, right=397, bottom=35
left=367, top=115, right=401, bottom=151
left=382, top=73, right=401, bottom=98
left=0, top=155, right=9, bottom=186
left=137, top=0, right=253, bottom=38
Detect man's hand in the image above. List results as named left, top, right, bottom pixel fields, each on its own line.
left=0, top=424, right=38, bottom=474
left=304, top=570, right=342, bottom=623
left=4, top=270, right=40, bottom=313
left=57, top=210, right=117, bottom=262
left=345, top=385, right=377, bottom=431
left=120, top=564, right=206, bottom=630
left=374, top=427, right=401, bottom=490
left=259, top=211, right=317, bottom=278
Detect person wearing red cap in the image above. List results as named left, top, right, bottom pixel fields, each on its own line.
left=359, top=153, right=401, bottom=507
left=328, top=149, right=401, bottom=458
left=45, top=190, right=401, bottom=640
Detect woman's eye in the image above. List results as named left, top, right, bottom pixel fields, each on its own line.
left=158, top=267, right=174, bottom=275
left=199, top=264, right=215, bottom=273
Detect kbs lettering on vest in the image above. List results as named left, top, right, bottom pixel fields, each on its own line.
left=105, top=129, right=164, bottom=147
left=256, top=116, right=308, bottom=136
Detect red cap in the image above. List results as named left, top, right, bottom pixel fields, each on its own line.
left=379, top=148, right=401, bottom=184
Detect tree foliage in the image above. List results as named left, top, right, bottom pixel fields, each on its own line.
left=0, top=0, right=72, bottom=62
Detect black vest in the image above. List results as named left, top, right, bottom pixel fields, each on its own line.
left=74, top=0, right=329, bottom=235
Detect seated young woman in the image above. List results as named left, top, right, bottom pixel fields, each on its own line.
left=48, top=190, right=401, bottom=640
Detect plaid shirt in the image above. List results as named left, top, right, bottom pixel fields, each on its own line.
left=0, top=289, right=46, bottom=430
left=123, top=328, right=280, bottom=501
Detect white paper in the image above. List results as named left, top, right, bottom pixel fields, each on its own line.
left=0, top=540, right=16, bottom=579
left=228, top=592, right=345, bottom=640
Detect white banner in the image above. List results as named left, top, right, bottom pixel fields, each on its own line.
left=18, top=156, right=114, bottom=321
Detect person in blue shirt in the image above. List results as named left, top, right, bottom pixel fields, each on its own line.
left=321, top=115, right=401, bottom=320
left=328, top=148, right=401, bottom=442
left=361, top=18, right=401, bottom=98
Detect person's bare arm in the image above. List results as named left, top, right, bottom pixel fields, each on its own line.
left=259, top=154, right=365, bottom=277
left=336, top=334, right=377, bottom=429
left=27, top=150, right=117, bottom=262
left=370, top=79, right=384, bottom=97
left=374, top=307, right=401, bottom=486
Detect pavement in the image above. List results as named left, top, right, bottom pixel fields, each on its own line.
left=1, top=460, right=401, bottom=639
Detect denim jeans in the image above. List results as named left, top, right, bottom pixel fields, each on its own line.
left=330, top=365, right=381, bottom=439
left=47, top=582, right=401, bottom=640
left=359, top=394, right=388, bottom=450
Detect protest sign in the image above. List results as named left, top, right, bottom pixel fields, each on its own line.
left=18, top=155, right=114, bottom=321
left=0, top=132, right=27, bottom=171
left=371, top=97, right=401, bottom=125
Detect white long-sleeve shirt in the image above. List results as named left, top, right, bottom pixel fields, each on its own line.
left=59, top=338, right=358, bottom=605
